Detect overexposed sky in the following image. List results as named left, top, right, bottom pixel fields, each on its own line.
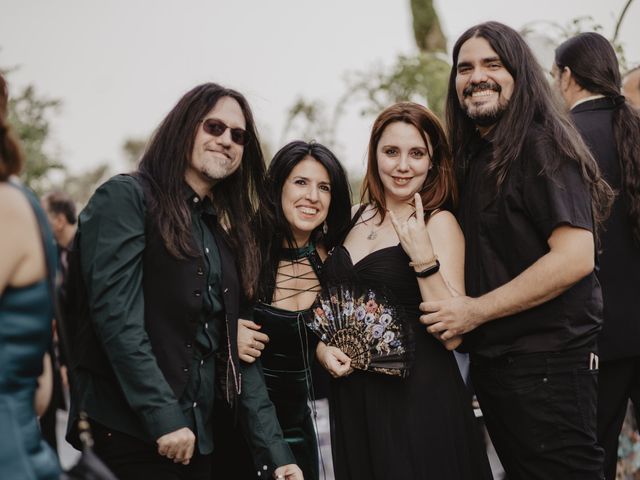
left=1, top=0, right=638, bottom=178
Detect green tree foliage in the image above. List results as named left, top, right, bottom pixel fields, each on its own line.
left=58, top=163, right=110, bottom=206
left=7, top=84, right=65, bottom=195
left=341, top=52, right=450, bottom=122
left=122, top=137, right=148, bottom=168
left=4, top=70, right=110, bottom=204
left=284, top=0, right=449, bottom=145
left=521, top=0, right=635, bottom=72
left=282, top=0, right=449, bottom=197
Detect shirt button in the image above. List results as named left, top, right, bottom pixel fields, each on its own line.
left=208, top=285, right=212, bottom=292
left=200, top=360, right=204, bottom=367
left=205, top=322, right=209, bottom=329
left=193, top=197, right=199, bottom=204
left=183, top=367, right=189, bottom=372
left=263, top=465, right=268, bottom=471
left=223, top=287, right=229, bottom=294
left=193, top=290, right=201, bottom=297
left=205, top=247, right=210, bottom=254
left=196, top=267, right=204, bottom=276
left=186, top=343, right=192, bottom=348
left=193, top=402, right=197, bottom=408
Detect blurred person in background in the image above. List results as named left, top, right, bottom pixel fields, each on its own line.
left=39, top=190, right=77, bottom=454
left=554, top=32, right=640, bottom=480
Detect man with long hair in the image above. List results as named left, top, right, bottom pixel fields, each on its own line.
left=67, top=83, right=302, bottom=480
left=554, top=32, right=640, bottom=480
left=420, top=22, right=613, bottom=478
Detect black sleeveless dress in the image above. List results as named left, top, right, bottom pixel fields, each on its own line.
left=324, top=211, right=493, bottom=480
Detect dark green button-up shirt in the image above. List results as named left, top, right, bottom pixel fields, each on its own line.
left=179, top=188, right=223, bottom=454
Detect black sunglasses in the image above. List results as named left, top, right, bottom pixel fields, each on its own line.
left=201, top=118, right=249, bottom=146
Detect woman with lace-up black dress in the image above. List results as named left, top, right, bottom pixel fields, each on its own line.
left=211, top=140, right=351, bottom=480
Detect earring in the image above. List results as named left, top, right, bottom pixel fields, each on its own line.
left=322, top=221, right=328, bottom=235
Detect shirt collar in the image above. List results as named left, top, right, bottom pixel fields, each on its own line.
left=183, top=183, right=216, bottom=217
left=571, top=94, right=606, bottom=110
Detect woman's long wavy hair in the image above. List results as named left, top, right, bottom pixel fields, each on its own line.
left=138, top=83, right=267, bottom=298
left=257, top=140, right=351, bottom=301
left=556, top=32, right=640, bottom=245
left=0, top=73, right=24, bottom=181
left=446, top=22, right=613, bottom=234
left=361, top=101, right=458, bottom=222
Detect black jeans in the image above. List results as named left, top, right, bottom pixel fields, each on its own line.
left=597, top=356, right=640, bottom=480
left=91, top=422, right=212, bottom=480
left=471, top=349, right=604, bottom=480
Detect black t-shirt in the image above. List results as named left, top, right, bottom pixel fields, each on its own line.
left=458, top=124, right=603, bottom=357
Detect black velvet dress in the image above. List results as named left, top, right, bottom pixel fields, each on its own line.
left=324, top=240, right=493, bottom=480
left=211, top=248, right=322, bottom=480
left=253, top=301, right=319, bottom=480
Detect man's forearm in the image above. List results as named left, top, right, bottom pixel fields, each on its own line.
left=473, top=225, right=595, bottom=325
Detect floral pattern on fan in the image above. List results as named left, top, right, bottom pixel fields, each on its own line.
left=308, top=284, right=412, bottom=377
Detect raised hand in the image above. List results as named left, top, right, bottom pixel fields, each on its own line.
left=388, top=193, right=435, bottom=264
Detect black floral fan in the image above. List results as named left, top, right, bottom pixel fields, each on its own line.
left=307, top=284, right=413, bottom=377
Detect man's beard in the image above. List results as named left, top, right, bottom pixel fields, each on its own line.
left=461, top=81, right=509, bottom=127
left=200, top=157, right=240, bottom=183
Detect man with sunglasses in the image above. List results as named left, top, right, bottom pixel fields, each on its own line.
left=66, top=83, right=303, bottom=480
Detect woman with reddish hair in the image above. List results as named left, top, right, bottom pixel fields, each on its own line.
left=317, top=102, right=492, bottom=479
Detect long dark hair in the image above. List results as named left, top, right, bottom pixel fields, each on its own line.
left=138, top=83, right=267, bottom=298
left=0, top=73, right=24, bottom=181
left=556, top=32, right=640, bottom=245
left=362, top=102, right=457, bottom=222
left=258, top=140, right=351, bottom=301
left=446, top=22, right=613, bottom=232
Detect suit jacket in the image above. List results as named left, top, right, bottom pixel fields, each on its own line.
left=572, top=97, right=640, bottom=360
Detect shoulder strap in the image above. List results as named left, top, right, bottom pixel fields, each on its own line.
left=7, top=180, right=60, bottom=325
left=349, top=204, right=368, bottom=229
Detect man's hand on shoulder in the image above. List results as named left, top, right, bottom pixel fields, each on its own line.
left=274, top=463, right=304, bottom=479
left=156, top=427, right=195, bottom=465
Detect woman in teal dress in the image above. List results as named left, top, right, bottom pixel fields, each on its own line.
left=0, top=73, right=61, bottom=480
left=212, top=140, right=351, bottom=479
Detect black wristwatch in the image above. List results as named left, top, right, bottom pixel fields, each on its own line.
left=415, top=259, right=440, bottom=278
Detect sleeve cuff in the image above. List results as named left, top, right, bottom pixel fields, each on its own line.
left=140, top=402, right=189, bottom=440
left=252, top=440, right=296, bottom=478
